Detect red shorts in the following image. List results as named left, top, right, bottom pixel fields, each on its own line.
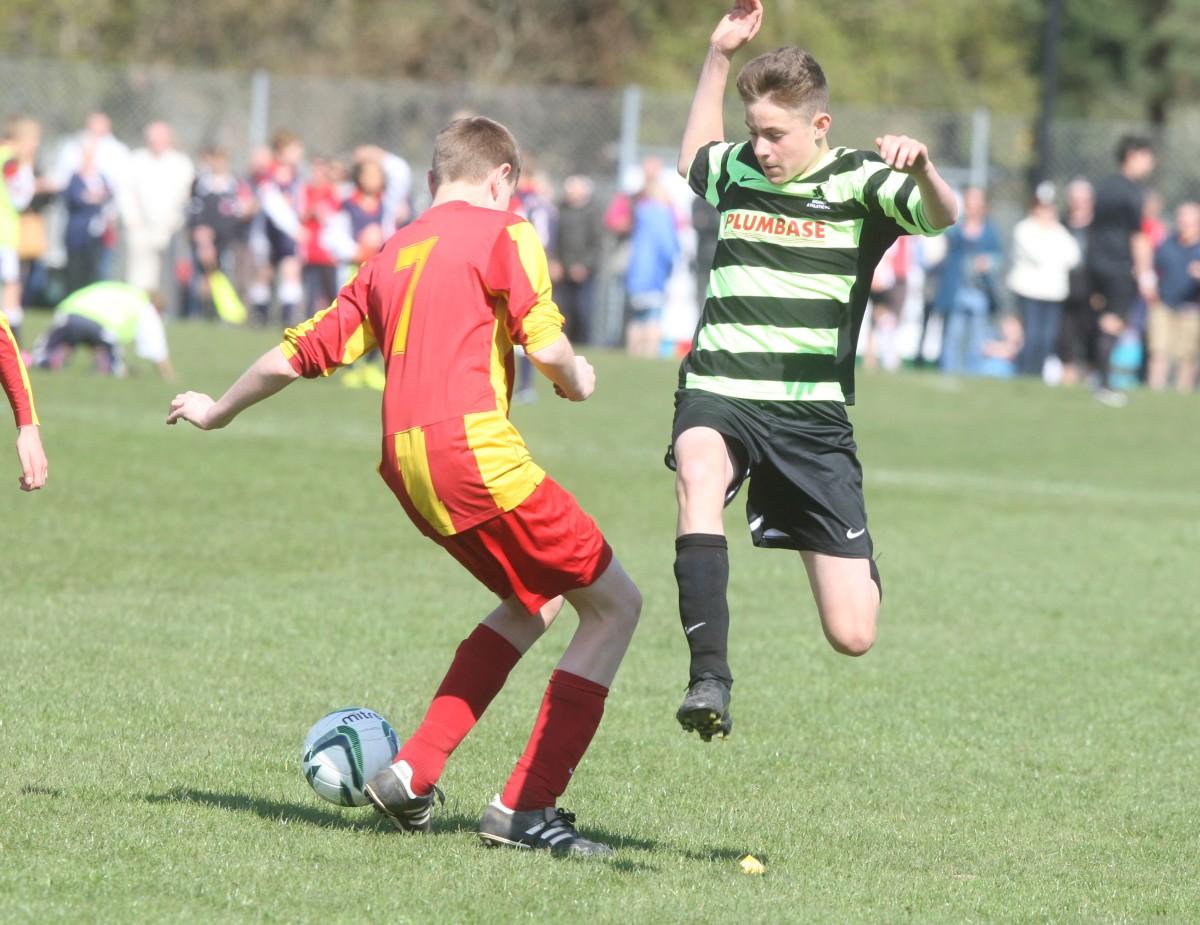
left=385, top=472, right=613, bottom=615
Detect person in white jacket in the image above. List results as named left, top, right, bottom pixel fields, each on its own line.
left=1007, top=182, right=1081, bottom=379
left=122, top=122, right=194, bottom=294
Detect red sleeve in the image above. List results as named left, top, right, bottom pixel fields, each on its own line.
left=483, top=220, right=564, bottom=353
left=0, top=316, right=37, bottom=427
left=280, top=263, right=378, bottom=378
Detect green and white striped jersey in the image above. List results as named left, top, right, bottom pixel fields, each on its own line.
left=683, top=141, right=944, bottom=405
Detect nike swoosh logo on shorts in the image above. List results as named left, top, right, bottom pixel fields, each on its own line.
left=685, top=622, right=707, bottom=636
left=846, top=527, right=866, bottom=539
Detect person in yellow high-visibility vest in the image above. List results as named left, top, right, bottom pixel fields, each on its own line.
left=31, top=281, right=174, bottom=380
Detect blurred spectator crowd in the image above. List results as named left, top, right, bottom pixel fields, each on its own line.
left=2, top=113, right=1196, bottom=401
left=865, top=134, right=1198, bottom=403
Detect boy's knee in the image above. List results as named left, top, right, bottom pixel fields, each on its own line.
left=675, top=455, right=722, bottom=501
left=829, top=626, right=876, bottom=657
left=606, top=575, right=643, bottom=638
left=823, top=606, right=878, bottom=657
left=616, top=577, right=643, bottom=630
left=576, top=569, right=642, bottom=634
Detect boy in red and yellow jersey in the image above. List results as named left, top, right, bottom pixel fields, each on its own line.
left=1, top=312, right=46, bottom=490
left=167, top=118, right=641, bottom=857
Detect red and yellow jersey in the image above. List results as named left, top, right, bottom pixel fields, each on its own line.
left=281, top=200, right=565, bottom=536
left=0, top=313, right=37, bottom=428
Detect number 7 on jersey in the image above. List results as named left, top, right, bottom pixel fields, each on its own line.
left=391, top=235, right=439, bottom=355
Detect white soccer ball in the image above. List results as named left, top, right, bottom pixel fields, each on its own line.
left=301, top=707, right=400, bottom=806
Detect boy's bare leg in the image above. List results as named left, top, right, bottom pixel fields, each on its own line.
left=674, top=426, right=736, bottom=535
left=558, top=558, right=642, bottom=686
left=484, top=595, right=564, bottom=654
left=800, top=551, right=879, bottom=657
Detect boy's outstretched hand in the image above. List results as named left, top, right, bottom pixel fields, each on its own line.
left=875, top=135, right=932, bottom=174
left=15, top=425, right=47, bottom=491
left=712, top=0, right=763, bottom=55
left=167, top=391, right=220, bottom=430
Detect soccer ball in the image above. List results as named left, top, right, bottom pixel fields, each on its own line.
left=301, top=707, right=400, bottom=806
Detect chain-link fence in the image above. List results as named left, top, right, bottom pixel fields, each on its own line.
left=6, top=54, right=1200, bottom=340
left=10, top=54, right=1199, bottom=206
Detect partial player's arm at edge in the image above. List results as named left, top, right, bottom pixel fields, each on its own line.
left=0, top=315, right=46, bottom=490
left=166, top=346, right=299, bottom=431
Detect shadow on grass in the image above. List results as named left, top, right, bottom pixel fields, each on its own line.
left=424, top=810, right=663, bottom=858
left=19, top=784, right=65, bottom=798
left=680, top=847, right=755, bottom=863
left=144, top=788, right=668, bottom=869
left=143, top=788, right=394, bottom=833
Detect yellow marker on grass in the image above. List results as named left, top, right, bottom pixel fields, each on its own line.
left=208, top=271, right=247, bottom=324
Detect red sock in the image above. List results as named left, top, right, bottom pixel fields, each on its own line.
left=396, top=624, right=521, bottom=795
left=500, top=670, right=608, bottom=811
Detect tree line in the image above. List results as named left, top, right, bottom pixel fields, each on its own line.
left=3, top=0, right=1199, bottom=122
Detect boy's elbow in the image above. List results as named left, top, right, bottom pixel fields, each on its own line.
left=267, top=346, right=302, bottom=379
left=934, top=204, right=959, bottom=230
left=677, top=146, right=698, bottom=179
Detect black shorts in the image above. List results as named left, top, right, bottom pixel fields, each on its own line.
left=666, top=389, right=873, bottom=558
left=1087, top=264, right=1137, bottom=320
left=265, top=223, right=298, bottom=266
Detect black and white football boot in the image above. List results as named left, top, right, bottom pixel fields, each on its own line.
left=477, top=797, right=614, bottom=857
left=363, top=760, right=444, bottom=833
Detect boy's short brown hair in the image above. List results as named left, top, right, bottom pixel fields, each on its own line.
left=431, top=117, right=520, bottom=189
left=736, top=47, right=829, bottom=116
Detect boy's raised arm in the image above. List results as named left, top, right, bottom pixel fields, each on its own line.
left=678, top=0, right=763, bottom=178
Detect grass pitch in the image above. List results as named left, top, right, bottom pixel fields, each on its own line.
left=3, top=321, right=1198, bottom=923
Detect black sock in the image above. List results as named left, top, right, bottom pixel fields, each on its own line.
left=675, top=533, right=732, bottom=687
left=1096, top=331, right=1118, bottom=389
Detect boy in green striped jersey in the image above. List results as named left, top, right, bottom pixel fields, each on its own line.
left=669, top=0, right=957, bottom=740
